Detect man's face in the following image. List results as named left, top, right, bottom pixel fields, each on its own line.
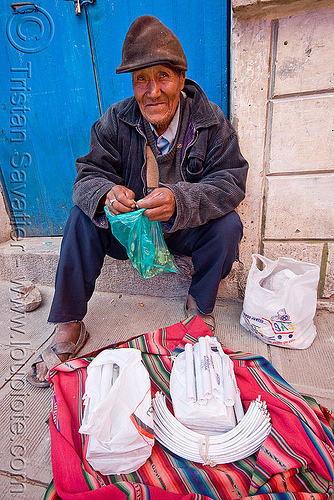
left=132, top=65, right=185, bottom=136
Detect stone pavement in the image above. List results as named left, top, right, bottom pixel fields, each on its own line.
left=0, top=280, right=333, bottom=499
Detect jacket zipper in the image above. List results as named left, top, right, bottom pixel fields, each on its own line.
left=136, top=126, right=148, bottom=197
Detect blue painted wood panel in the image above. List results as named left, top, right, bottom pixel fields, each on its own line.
left=87, top=0, right=230, bottom=116
left=0, top=1, right=100, bottom=236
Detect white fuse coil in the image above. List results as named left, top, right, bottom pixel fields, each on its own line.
left=153, top=392, right=271, bottom=466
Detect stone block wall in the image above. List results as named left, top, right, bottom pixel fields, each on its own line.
left=231, top=0, right=334, bottom=298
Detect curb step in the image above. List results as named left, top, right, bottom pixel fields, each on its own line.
left=0, top=237, right=240, bottom=300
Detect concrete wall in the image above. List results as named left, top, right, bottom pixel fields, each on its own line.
left=231, top=0, right=334, bottom=298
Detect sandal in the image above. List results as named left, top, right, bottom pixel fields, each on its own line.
left=184, top=296, right=216, bottom=332
left=27, top=321, right=90, bottom=388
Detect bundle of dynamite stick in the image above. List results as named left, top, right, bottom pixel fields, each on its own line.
left=153, top=336, right=271, bottom=465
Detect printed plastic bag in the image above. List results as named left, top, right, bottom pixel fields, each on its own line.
left=240, top=254, right=320, bottom=349
left=79, top=348, right=154, bottom=474
left=104, top=206, right=178, bottom=279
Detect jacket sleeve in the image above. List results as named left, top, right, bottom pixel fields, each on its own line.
left=72, top=108, right=125, bottom=225
left=161, top=112, right=248, bottom=232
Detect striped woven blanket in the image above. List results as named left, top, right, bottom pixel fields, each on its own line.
left=45, top=315, right=334, bottom=500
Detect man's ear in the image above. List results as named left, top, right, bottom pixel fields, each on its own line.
left=180, top=71, right=186, bottom=90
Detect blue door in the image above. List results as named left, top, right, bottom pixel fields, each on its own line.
left=0, top=1, right=230, bottom=237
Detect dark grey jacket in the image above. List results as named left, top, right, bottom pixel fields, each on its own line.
left=73, top=79, right=248, bottom=232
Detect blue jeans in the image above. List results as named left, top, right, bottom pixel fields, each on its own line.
left=48, top=206, right=243, bottom=322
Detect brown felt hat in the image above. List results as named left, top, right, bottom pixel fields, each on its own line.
left=116, top=15, right=187, bottom=74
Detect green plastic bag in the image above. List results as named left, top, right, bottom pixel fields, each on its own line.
left=104, top=206, right=178, bottom=279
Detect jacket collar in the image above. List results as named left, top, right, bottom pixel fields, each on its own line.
left=118, top=78, right=220, bottom=130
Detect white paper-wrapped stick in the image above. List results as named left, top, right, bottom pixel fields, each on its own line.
left=211, top=338, right=244, bottom=421
left=222, top=355, right=236, bottom=407
left=185, top=343, right=196, bottom=402
left=198, top=337, right=212, bottom=400
left=111, top=363, right=120, bottom=387
left=229, top=364, right=245, bottom=422
left=207, top=337, right=224, bottom=400
left=234, top=389, right=246, bottom=423
left=100, top=363, right=114, bottom=401
left=207, top=347, right=221, bottom=398
left=193, top=343, right=206, bottom=405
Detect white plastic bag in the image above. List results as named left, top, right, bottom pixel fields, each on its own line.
left=79, top=348, right=154, bottom=475
left=170, top=336, right=244, bottom=435
left=240, top=254, right=320, bottom=349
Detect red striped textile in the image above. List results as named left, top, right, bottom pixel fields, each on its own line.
left=45, top=315, right=334, bottom=500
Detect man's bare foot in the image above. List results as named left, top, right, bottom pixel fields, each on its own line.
left=35, top=322, right=81, bottom=382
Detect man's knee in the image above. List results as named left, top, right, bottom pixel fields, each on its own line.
left=62, top=205, right=108, bottom=258
left=207, top=211, right=243, bottom=246
left=64, top=206, right=128, bottom=260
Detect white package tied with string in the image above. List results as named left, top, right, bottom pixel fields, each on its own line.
left=79, top=348, right=154, bottom=475
left=240, top=254, right=320, bottom=349
left=153, top=393, right=271, bottom=466
left=170, top=336, right=244, bottom=434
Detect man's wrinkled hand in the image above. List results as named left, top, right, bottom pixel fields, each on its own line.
left=105, top=185, right=136, bottom=215
left=137, top=187, right=175, bottom=221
